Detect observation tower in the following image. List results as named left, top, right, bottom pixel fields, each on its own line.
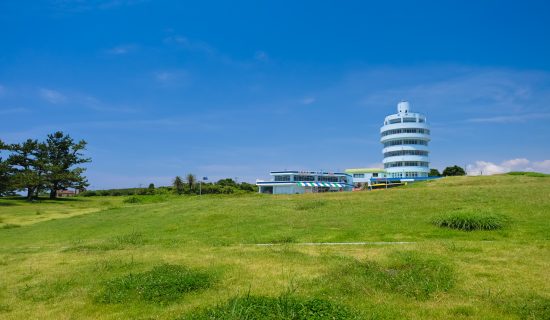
left=380, top=101, right=430, bottom=179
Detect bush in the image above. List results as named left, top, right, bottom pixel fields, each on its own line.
left=183, top=294, right=360, bottom=320
left=97, top=264, right=213, bottom=304
left=123, top=196, right=142, bottom=204
left=432, top=211, right=508, bottom=231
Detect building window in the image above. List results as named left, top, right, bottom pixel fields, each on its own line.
left=381, top=128, right=430, bottom=137
left=383, top=139, right=428, bottom=147
left=384, top=150, right=429, bottom=157
left=274, top=175, right=290, bottom=182
left=353, top=174, right=365, bottom=178
left=318, top=176, right=339, bottom=182
left=372, top=173, right=378, bottom=177
left=294, top=175, right=315, bottom=182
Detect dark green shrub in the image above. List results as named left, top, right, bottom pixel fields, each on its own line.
left=432, top=211, right=508, bottom=231
left=442, top=165, right=466, bottom=176
left=97, top=264, right=213, bottom=304
left=123, top=196, right=142, bottom=204
left=183, top=294, right=360, bottom=320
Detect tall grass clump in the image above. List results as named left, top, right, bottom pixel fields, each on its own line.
left=97, top=264, right=213, bottom=304
left=295, top=200, right=326, bottom=211
left=182, top=294, right=360, bottom=320
left=432, top=211, right=508, bottom=231
left=327, top=251, right=454, bottom=300
left=507, top=171, right=549, bottom=177
left=123, top=196, right=142, bottom=204
left=364, top=251, right=454, bottom=300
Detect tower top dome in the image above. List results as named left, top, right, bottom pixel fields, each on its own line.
left=397, top=101, right=410, bottom=114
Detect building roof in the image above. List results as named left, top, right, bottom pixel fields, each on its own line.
left=345, top=168, right=386, bottom=174
left=270, top=170, right=350, bottom=176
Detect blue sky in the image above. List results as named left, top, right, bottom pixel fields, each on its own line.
left=1, top=0, right=549, bottom=188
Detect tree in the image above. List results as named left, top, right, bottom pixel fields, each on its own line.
left=0, top=140, right=13, bottom=196
left=429, top=168, right=441, bottom=177
left=148, top=183, right=155, bottom=190
left=8, top=139, right=48, bottom=200
left=186, top=173, right=196, bottom=192
left=44, top=132, right=90, bottom=199
left=173, top=176, right=184, bottom=195
left=442, top=165, right=466, bottom=176
left=217, top=178, right=237, bottom=187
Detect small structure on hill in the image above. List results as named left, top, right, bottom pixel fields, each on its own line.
left=256, top=171, right=353, bottom=194
left=56, top=189, right=80, bottom=197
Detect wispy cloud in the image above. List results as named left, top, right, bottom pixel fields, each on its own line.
left=153, top=69, right=189, bottom=86
left=105, top=44, right=138, bottom=55
left=301, top=97, right=316, bottom=105
left=254, top=50, right=269, bottom=62
left=0, top=107, right=29, bottom=115
left=52, top=0, right=148, bottom=12
left=39, top=88, right=67, bottom=104
left=467, top=113, right=550, bottom=123
left=38, top=87, right=138, bottom=112
left=467, top=158, right=550, bottom=175
left=164, top=35, right=215, bottom=55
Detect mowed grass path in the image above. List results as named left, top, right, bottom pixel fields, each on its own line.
left=0, top=175, right=548, bottom=319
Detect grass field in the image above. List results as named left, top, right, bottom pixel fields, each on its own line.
left=0, top=175, right=549, bottom=319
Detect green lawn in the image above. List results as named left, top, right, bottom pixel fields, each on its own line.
left=0, top=175, right=548, bottom=319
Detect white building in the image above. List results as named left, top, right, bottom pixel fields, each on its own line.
left=381, top=101, right=430, bottom=179
left=256, top=171, right=353, bottom=194
left=344, top=168, right=387, bottom=187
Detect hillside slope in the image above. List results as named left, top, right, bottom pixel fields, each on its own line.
left=0, top=175, right=548, bottom=319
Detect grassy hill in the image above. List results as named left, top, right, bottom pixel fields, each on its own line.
left=0, top=175, right=548, bottom=319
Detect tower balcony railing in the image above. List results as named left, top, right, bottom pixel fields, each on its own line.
left=382, top=144, right=430, bottom=153
left=380, top=133, right=431, bottom=143
left=382, top=155, right=429, bottom=163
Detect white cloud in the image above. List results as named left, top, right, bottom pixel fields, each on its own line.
left=106, top=44, right=137, bottom=55
left=39, top=88, right=67, bottom=104
left=467, top=158, right=550, bottom=175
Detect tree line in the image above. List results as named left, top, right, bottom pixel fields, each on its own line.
left=0, top=132, right=90, bottom=200
left=80, top=176, right=257, bottom=197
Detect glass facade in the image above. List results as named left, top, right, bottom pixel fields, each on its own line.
left=384, top=150, right=429, bottom=157
left=381, top=128, right=430, bottom=136
left=383, top=139, right=428, bottom=147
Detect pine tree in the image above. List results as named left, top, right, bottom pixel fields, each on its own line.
left=44, top=131, right=90, bottom=199
left=9, top=139, right=48, bottom=200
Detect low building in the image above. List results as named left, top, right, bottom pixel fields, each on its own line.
left=344, top=168, right=387, bottom=188
left=256, top=171, right=353, bottom=194
left=56, top=189, right=80, bottom=197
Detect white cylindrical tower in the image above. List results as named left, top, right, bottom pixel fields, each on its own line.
left=380, top=101, right=430, bottom=179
